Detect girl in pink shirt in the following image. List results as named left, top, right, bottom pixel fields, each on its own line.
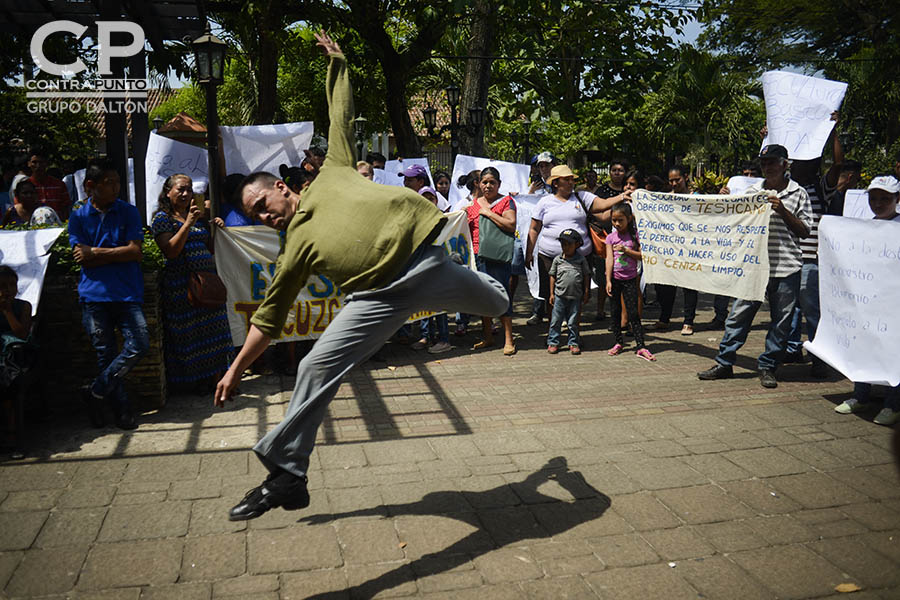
left=605, top=202, right=655, bottom=361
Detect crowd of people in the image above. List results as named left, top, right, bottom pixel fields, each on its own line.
left=2, top=106, right=899, bottom=464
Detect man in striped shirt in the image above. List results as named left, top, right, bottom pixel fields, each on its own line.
left=698, top=144, right=813, bottom=389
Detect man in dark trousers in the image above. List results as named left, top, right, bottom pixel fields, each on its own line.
left=214, top=32, right=508, bottom=521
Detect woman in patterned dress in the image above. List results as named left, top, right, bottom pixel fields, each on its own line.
left=152, top=174, right=232, bottom=394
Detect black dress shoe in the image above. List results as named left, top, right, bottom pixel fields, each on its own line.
left=759, top=368, right=778, bottom=388
left=81, top=386, right=106, bottom=428
left=229, top=472, right=309, bottom=521
left=697, top=364, right=733, bottom=380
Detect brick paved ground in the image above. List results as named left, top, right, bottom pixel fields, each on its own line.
left=1, top=295, right=898, bottom=599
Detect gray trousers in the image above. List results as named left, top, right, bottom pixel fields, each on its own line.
left=253, top=245, right=509, bottom=477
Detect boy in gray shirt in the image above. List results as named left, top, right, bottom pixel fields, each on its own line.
left=547, top=229, right=591, bottom=354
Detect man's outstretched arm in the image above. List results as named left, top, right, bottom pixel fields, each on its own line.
left=315, top=31, right=356, bottom=170
left=215, top=324, right=272, bottom=407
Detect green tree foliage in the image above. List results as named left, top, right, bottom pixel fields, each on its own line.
left=637, top=46, right=765, bottom=171
left=698, top=0, right=900, bottom=150
left=0, top=88, right=98, bottom=165
left=300, top=0, right=466, bottom=155
left=455, top=0, right=688, bottom=167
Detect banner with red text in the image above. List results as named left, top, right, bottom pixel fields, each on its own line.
left=214, top=211, right=474, bottom=345
left=632, top=190, right=772, bottom=302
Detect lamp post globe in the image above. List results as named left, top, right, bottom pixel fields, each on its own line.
left=191, top=23, right=227, bottom=84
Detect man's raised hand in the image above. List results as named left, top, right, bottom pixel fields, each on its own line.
left=314, top=30, right=342, bottom=56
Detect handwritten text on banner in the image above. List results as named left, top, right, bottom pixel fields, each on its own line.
left=632, top=190, right=772, bottom=302
left=805, top=216, right=900, bottom=386
left=144, top=132, right=209, bottom=225
left=761, top=70, right=847, bottom=161
left=214, top=212, right=475, bottom=345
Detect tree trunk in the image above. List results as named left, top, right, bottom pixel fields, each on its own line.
left=255, top=2, right=279, bottom=124
left=384, top=70, right=423, bottom=156
left=459, top=0, right=494, bottom=157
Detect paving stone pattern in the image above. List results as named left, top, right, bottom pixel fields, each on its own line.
left=1, top=303, right=898, bottom=598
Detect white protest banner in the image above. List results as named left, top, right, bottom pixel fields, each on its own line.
left=632, top=190, right=771, bottom=301
left=0, top=228, right=63, bottom=315
left=842, top=189, right=874, bottom=220
left=514, top=194, right=543, bottom=299
left=805, top=216, right=900, bottom=386
left=144, top=132, right=208, bottom=224
left=372, top=168, right=387, bottom=185
left=220, top=122, right=314, bottom=176
left=71, top=169, right=87, bottom=201
left=727, top=176, right=763, bottom=196
left=215, top=212, right=475, bottom=345
left=449, top=155, right=530, bottom=209
left=761, top=70, right=847, bottom=160
left=381, top=158, right=434, bottom=187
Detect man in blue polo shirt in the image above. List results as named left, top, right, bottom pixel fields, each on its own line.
left=68, top=159, right=148, bottom=430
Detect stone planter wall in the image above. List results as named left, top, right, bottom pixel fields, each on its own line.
left=36, top=271, right=167, bottom=412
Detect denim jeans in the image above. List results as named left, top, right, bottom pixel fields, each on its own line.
left=714, top=270, right=801, bottom=370
left=81, top=302, right=149, bottom=411
left=420, top=314, right=449, bottom=343
left=547, top=296, right=582, bottom=348
left=786, top=262, right=820, bottom=356
left=854, top=382, right=900, bottom=410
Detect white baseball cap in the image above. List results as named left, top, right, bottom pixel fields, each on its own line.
left=867, top=175, right=900, bottom=194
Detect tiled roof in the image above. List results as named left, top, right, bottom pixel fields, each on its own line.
left=89, top=88, right=176, bottom=137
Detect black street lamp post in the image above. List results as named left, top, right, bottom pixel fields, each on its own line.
left=423, top=84, right=484, bottom=165
left=192, top=24, right=227, bottom=221
left=354, top=116, right=368, bottom=161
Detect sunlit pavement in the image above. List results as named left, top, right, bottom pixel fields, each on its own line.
left=2, top=295, right=898, bottom=599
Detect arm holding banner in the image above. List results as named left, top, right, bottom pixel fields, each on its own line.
left=591, top=191, right=628, bottom=214
left=769, top=194, right=810, bottom=238
left=215, top=324, right=271, bottom=406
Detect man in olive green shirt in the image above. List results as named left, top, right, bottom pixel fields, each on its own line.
left=215, top=32, right=508, bottom=521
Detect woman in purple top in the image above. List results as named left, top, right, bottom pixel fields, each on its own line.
left=524, top=165, right=619, bottom=324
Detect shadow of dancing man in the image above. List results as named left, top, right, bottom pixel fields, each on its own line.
left=301, top=457, right=610, bottom=599
left=213, top=31, right=509, bottom=521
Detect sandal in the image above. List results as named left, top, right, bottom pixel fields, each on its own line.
left=472, top=339, right=494, bottom=350
left=503, top=344, right=517, bottom=356
left=681, top=324, right=694, bottom=336
left=607, top=343, right=623, bottom=356
left=636, top=348, right=657, bottom=362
